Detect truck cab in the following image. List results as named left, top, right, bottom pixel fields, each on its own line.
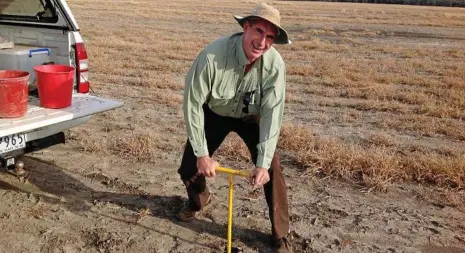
left=0, top=0, right=123, bottom=176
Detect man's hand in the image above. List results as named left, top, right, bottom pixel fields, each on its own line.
left=250, top=167, right=270, bottom=188
left=197, top=156, right=219, bottom=177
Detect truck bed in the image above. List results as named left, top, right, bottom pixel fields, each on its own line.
left=0, top=93, right=123, bottom=137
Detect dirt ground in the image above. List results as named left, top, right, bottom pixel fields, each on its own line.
left=0, top=144, right=464, bottom=253
left=0, top=100, right=464, bottom=253
left=1, top=0, right=465, bottom=252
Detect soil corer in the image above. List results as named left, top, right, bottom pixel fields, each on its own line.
left=216, top=166, right=249, bottom=253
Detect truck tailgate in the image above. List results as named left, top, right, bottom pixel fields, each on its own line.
left=0, top=93, right=123, bottom=137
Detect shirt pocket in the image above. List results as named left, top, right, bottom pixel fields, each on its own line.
left=211, top=75, right=236, bottom=106
left=249, top=86, right=262, bottom=115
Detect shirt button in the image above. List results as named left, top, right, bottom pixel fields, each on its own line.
left=220, top=96, right=224, bottom=98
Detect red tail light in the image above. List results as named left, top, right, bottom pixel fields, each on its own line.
left=75, top=43, right=89, bottom=93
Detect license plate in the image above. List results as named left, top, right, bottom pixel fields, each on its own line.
left=0, top=134, right=26, bottom=153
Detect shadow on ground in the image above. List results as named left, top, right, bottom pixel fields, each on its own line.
left=0, top=156, right=278, bottom=252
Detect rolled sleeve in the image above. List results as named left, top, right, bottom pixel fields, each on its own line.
left=256, top=65, right=286, bottom=169
left=183, top=52, right=211, bottom=157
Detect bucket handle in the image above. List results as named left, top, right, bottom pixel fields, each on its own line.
left=28, top=62, right=55, bottom=87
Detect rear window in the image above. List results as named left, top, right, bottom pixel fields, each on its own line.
left=0, top=0, right=58, bottom=23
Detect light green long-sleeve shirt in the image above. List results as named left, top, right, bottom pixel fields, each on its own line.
left=183, top=33, right=286, bottom=169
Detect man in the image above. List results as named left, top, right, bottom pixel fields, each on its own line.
left=177, top=3, right=292, bottom=252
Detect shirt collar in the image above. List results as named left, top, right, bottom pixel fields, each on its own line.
left=234, top=34, right=249, bottom=67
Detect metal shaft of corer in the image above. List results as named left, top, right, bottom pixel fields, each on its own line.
left=216, top=166, right=249, bottom=253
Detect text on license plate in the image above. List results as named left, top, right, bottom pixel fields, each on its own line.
left=0, top=134, right=26, bottom=153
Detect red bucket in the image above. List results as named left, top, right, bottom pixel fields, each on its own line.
left=0, top=70, right=30, bottom=118
left=34, top=64, right=75, bottom=109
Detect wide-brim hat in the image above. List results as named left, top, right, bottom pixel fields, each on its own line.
left=234, top=3, right=291, bottom=45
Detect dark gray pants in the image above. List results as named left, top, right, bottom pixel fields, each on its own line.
left=178, top=105, right=289, bottom=240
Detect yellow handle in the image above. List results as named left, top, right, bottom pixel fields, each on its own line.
left=216, top=166, right=250, bottom=178
left=216, top=166, right=249, bottom=253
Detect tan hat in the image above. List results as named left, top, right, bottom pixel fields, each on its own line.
left=234, top=3, right=291, bottom=45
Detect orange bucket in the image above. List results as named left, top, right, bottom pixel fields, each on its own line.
left=34, top=64, right=75, bottom=109
left=0, top=70, right=30, bottom=118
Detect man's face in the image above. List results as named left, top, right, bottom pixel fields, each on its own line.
left=242, top=18, right=278, bottom=63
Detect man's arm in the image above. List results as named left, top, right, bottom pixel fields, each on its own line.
left=250, top=63, right=285, bottom=187
left=257, top=64, right=286, bottom=170
left=184, top=52, right=220, bottom=177
left=183, top=52, right=211, bottom=158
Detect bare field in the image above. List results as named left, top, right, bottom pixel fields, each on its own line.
left=0, top=1, right=465, bottom=252
left=75, top=0, right=465, bottom=189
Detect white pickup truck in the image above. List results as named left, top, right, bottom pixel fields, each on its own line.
left=0, top=0, right=122, bottom=176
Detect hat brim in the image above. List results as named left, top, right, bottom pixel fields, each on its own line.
left=234, top=15, right=291, bottom=45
